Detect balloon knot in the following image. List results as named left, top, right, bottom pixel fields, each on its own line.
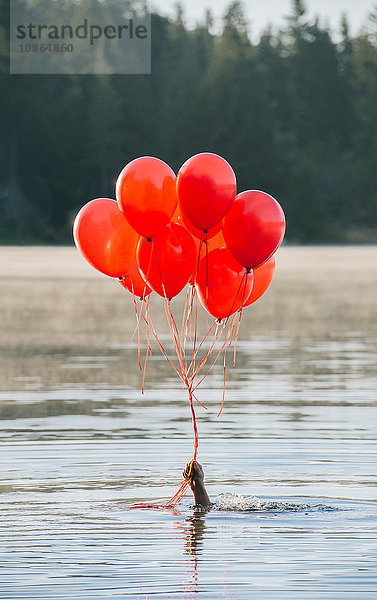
left=118, top=277, right=123, bottom=281
left=246, top=267, right=252, bottom=274
left=146, top=237, right=152, bottom=243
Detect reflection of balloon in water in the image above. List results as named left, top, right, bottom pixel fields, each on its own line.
left=73, top=198, right=138, bottom=278
left=177, top=153, right=236, bottom=231
left=243, top=256, right=275, bottom=307
left=116, top=156, right=177, bottom=239
left=137, top=222, right=196, bottom=299
left=223, top=190, right=285, bottom=269
left=196, top=247, right=254, bottom=320
left=118, top=258, right=152, bottom=299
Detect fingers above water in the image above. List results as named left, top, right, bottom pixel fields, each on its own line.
left=182, top=460, right=204, bottom=481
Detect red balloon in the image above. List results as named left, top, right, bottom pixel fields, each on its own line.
left=118, top=259, right=152, bottom=299
left=116, top=157, right=177, bottom=239
left=177, top=153, right=236, bottom=231
left=223, top=190, right=285, bottom=269
left=73, top=198, right=138, bottom=278
left=196, top=248, right=253, bottom=320
left=137, top=222, right=196, bottom=299
left=243, top=256, right=275, bottom=307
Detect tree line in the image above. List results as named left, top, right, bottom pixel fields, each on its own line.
left=0, top=0, right=376, bottom=243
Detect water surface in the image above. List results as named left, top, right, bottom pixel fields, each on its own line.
left=1, top=334, right=376, bottom=599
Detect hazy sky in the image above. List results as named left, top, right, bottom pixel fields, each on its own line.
left=151, top=0, right=374, bottom=37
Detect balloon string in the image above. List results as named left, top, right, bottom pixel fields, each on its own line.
left=131, top=294, right=143, bottom=371
left=189, top=388, right=199, bottom=460
left=182, top=285, right=194, bottom=365
left=190, top=266, right=247, bottom=383
left=141, top=299, right=153, bottom=394
left=168, top=301, right=188, bottom=374
left=225, top=269, right=248, bottom=325
left=145, top=296, right=153, bottom=356
left=195, top=235, right=205, bottom=284
left=205, top=233, right=209, bottom=307
left=186, top=234, right=205, bottom=381
left=162, top=388, right=199, bottom=508
left=191, top=268, right=247, bottom=388
left=188, top=318, right=218, bottom=378
left=233, top=270, right=250, bottom=366
left=166, top=300, right=203, bottom=445
left=180, top=285, right=190, bottom=349
left=191, top=313, right=237, bottom=392
left=190, top=318, right=226, bottom=382
left=216, top=317, right=236, bottom=419
left=141, top=327, right=149, bottom=394
left=164, top=299, right=187, bottom=381
left=232, top=309, right=243, bottom=367
left=153, top=240, right=169, bottom=304
left=129, top=286, right=143, bottom=341
left=133, top=295, right=184, bottom=382
left=192, top=391, right=208, bottom=410
left=164, top=479, right=191, bottom=508
left=189, top=286, right=199, bottom=379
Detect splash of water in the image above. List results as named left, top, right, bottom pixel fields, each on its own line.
left=214, top=493, right=335, bottom=512
left=216, top=493, right=261, bottom=511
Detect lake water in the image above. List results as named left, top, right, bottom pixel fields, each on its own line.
left=1, top=333, right=376, bottom=599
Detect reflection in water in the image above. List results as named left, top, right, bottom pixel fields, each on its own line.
left=180, top=512, right=208, bottom=598
left=184, top=513, right=207, bottom=557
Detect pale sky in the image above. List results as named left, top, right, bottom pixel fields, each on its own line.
left=151, top=0, right=375, bottom=38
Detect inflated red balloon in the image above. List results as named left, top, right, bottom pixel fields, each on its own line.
left=116, top=157, right=177, bottom=239
left=196, top=248, right=253, bottom=320
left=243, top=256, right=275, bottom=307
left=73, top=198, right=138, bottom=278
left=177, top=153, right=236, bottom=231
left=223, top=190, right=285, bottom=269
left=137, top=222, right=196, bottom=299
left=118, top=259, right=152, bottom=299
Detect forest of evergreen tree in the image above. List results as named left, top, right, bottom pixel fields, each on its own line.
left=0, top=0, right=376, bottom=243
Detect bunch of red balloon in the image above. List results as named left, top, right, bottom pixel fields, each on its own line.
left=74, top=153, right=285, bottom=506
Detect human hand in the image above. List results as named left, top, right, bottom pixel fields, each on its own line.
left=182, top=460, right=204, bottom=482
